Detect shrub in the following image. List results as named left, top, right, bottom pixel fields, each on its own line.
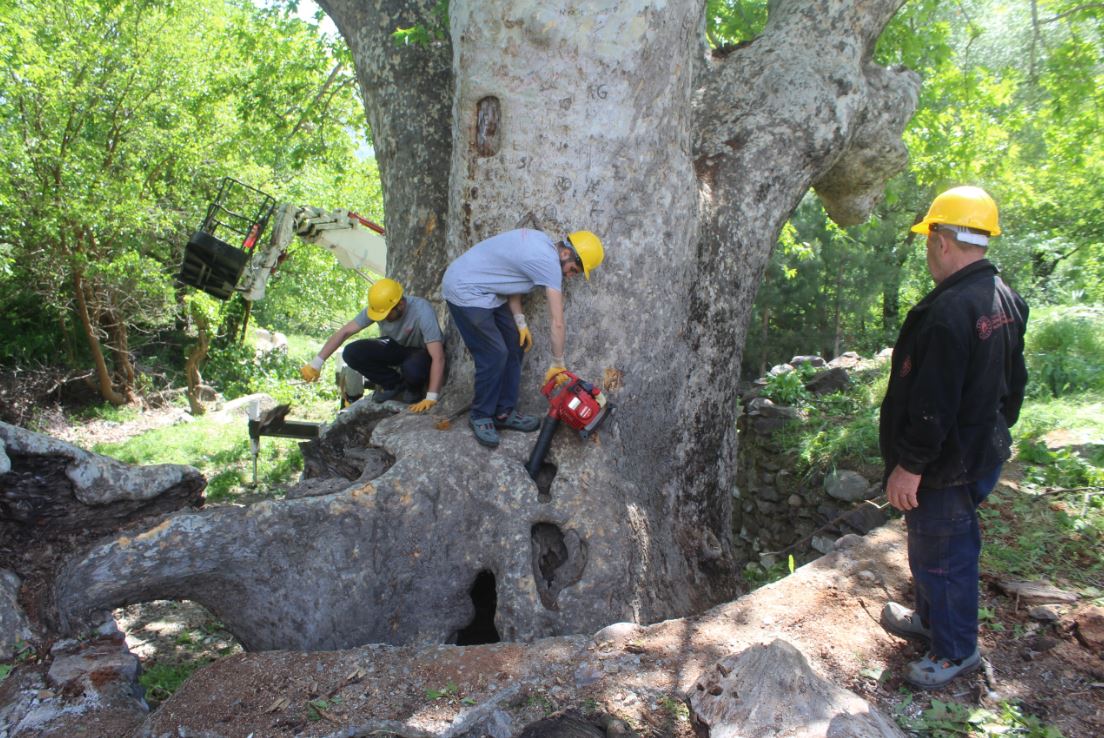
left=762, top=364, right=815, bottom=407
left=1025, top=306, right=1104, bottom=398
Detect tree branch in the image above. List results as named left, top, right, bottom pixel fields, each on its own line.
left=1041, top=3, right=1104, bottom=23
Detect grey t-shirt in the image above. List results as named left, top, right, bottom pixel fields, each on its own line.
left=353, top=295, right=442, bottom=349
left=441, top=229, right=563, bottom=309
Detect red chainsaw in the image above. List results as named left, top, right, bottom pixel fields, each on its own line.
left=525, top=370, right=615, bottom=480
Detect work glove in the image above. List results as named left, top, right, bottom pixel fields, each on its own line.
left=515, top=313, right=533, bottom=352
left=299, top=356, right=324, bottom=383
left=544, top=359, right=569, bottom=387
left=408, top=392, right=439, bottom=414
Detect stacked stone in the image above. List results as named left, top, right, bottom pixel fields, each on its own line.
left=732, top=352, right=888, bottom=571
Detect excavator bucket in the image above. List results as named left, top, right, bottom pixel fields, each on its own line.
left=178, top=230, right=250, bottom=300
left=176, top=177, right=277, bottom=300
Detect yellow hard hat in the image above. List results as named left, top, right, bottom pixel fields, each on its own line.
left=566, top=231, right=604, bottom=281
left=366, top=278, right=403, bottom=320
left=911, top=186, right=1001, bottom=237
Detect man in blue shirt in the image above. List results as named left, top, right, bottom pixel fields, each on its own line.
left=442, top=229, right=604, bottom=448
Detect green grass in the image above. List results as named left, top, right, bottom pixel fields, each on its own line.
left=92, top=395, right=335, bottom=502
left=138, top=660, right=208, bottom=706
left=1016, top=392, right=1104, bottom=447
left=894, top=695, right=1065, bottom=737
left=75, top=403, right=143, bottom=423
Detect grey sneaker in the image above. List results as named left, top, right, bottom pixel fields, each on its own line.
left=494, top=410, right=541, bottom=432
left=469, top=417, right=500, bottom=448
left=371, top=385, right=403, bottom=403
left=905, top=649, right=981, bottom=689
left=881, top=602, right=932, bottom=641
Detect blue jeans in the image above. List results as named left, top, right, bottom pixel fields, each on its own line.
left=447, top=302, right=522, bottom=421
left=906, top=464, right=1002, bottom=660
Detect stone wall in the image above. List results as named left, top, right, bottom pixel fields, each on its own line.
left=732, top=352, right=891, bottom=571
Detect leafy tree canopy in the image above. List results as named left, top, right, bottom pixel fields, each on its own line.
left=0, top=0, right=379, bottom=390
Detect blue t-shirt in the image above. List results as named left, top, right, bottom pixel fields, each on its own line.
left=353, top=295, right=442, bottom=349
left=442, top=229, right=563, bottom=309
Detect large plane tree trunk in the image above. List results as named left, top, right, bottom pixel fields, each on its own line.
left=52, top=0, right=918, bottom=650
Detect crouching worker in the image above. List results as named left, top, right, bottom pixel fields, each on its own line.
left=299, top=278, right=445, bottom=413
left=442, top=228, right=603, bottom=448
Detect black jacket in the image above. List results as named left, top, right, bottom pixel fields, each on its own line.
left=880, top=259, right=1029, bottom=489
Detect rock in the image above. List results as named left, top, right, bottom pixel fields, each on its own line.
left=47, top=639, right=140, bottom=695
left=828, top=351, right=862, bottom=369
left=1073, top=606, right=1104, bottom=654
left=996, top=579, right=1079, bottom=605
left=0, top=624, right=149, bottom=738
left=468, top=710, right=515, bottom=738
left=857, top=570, right=877, bottom=583
left=1027, top=605, right=1060, bottom=623
left=788, top=494, right=804, bottom=507
left=841, top=502, right=889, bottom=535
left=768, top=363, right=796, bottom=376
left=252, top=328, right=289, bottom=355
left=834, top=533, right=864, bottom=550
left=876, top=347, right=894, bottom=360
left=811, top=535, right=837, bottom=555
left=689, top=639, right=904, bottom=737
left=592, top=622, right=642, bottom=645
left=825, top=470, right=873, bottom=502
left=573, top=662, right=603, bottom=688
left=0, top=569, right=34, bottom=659
left=1029, top=635, right=1059, bottom=653
left=790, top=355, right=827, bottom=368
left=756, top=485, right=782, bottom=503
left=746, top=397, right=801, bottom=419
left=221, top=392, right=278, bottom=418
left=805, top=367, right=851, bottom=395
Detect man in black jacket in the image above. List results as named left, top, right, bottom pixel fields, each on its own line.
left=878, top=186, right=1028, bottom=689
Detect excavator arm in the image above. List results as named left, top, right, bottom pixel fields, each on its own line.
left=238, top=204, right=388, bottom=302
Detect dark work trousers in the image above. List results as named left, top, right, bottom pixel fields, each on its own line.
left=446, top=302, right=522, bottom=421
left=342, top=337, right=430, bottom=392
left=905, top=464, right=1002, bottom=661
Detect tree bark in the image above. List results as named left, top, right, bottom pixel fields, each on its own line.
left=316, top=0, right=454, bottom=298
left=54, top=0, right=919, bottom=651
left=72, top=268, right=126, bottom=406
left=184, top=312, right=210, bottom=416
left=0, top=423, right=204, bottom=630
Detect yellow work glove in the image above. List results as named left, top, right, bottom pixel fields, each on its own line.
left=544, top=360, right=569, bottom=386
left=514, top=313, right=533, bottom=352
left=299, top=356, right=324, bottom=382
left=408, top=396, right=438, bottom=414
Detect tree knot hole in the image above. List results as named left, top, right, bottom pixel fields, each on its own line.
left=454, top=570, right=500, bottom=646
left=475, top=96, right=500, bottom=157
left=530, top=523, right=587, bottom=611
left=534, top=461, right=556, bottom=503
